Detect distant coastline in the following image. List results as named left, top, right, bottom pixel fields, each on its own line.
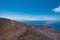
left=18, top=20, right=60, bottom=31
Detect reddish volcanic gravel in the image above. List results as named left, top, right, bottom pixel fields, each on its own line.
left=0, top=18, right=59, bottom=40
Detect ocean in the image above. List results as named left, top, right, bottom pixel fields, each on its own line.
left=19, top=20, right=60, bottom=31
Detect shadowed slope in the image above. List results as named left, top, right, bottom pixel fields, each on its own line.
left=0, top=18, right=10, bottom=27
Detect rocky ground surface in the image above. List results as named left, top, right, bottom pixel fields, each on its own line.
left=0, top=18, right=60, bottom=40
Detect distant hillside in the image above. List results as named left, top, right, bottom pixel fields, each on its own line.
left=0, top=18, right=59, bottom=40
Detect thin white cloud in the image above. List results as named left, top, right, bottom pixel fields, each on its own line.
left=0, top=16, right=58, bottom=21
left=19, top=17, right=58, bottom=21
left=52, top=6, right=60, bottom=12
left=0, top=12, right=59, bottom=21
left=41, top=17, right=57, bottom=20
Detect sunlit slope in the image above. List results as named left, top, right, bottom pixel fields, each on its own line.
left=0, top=18, right=53, bottom=40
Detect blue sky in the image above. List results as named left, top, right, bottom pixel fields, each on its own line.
left=0, top=0, right=60, bottom=20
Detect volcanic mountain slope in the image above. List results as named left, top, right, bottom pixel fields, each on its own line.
left=0, top=18, right=54, bottom=40
left=39, top=26, right=60, bottom=40
left=30, top=25, right=60, bottom=40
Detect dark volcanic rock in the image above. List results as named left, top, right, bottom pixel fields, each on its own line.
left=0, top=18, right=10, bottom=27
left=0, top=18, right=54, bottom=40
